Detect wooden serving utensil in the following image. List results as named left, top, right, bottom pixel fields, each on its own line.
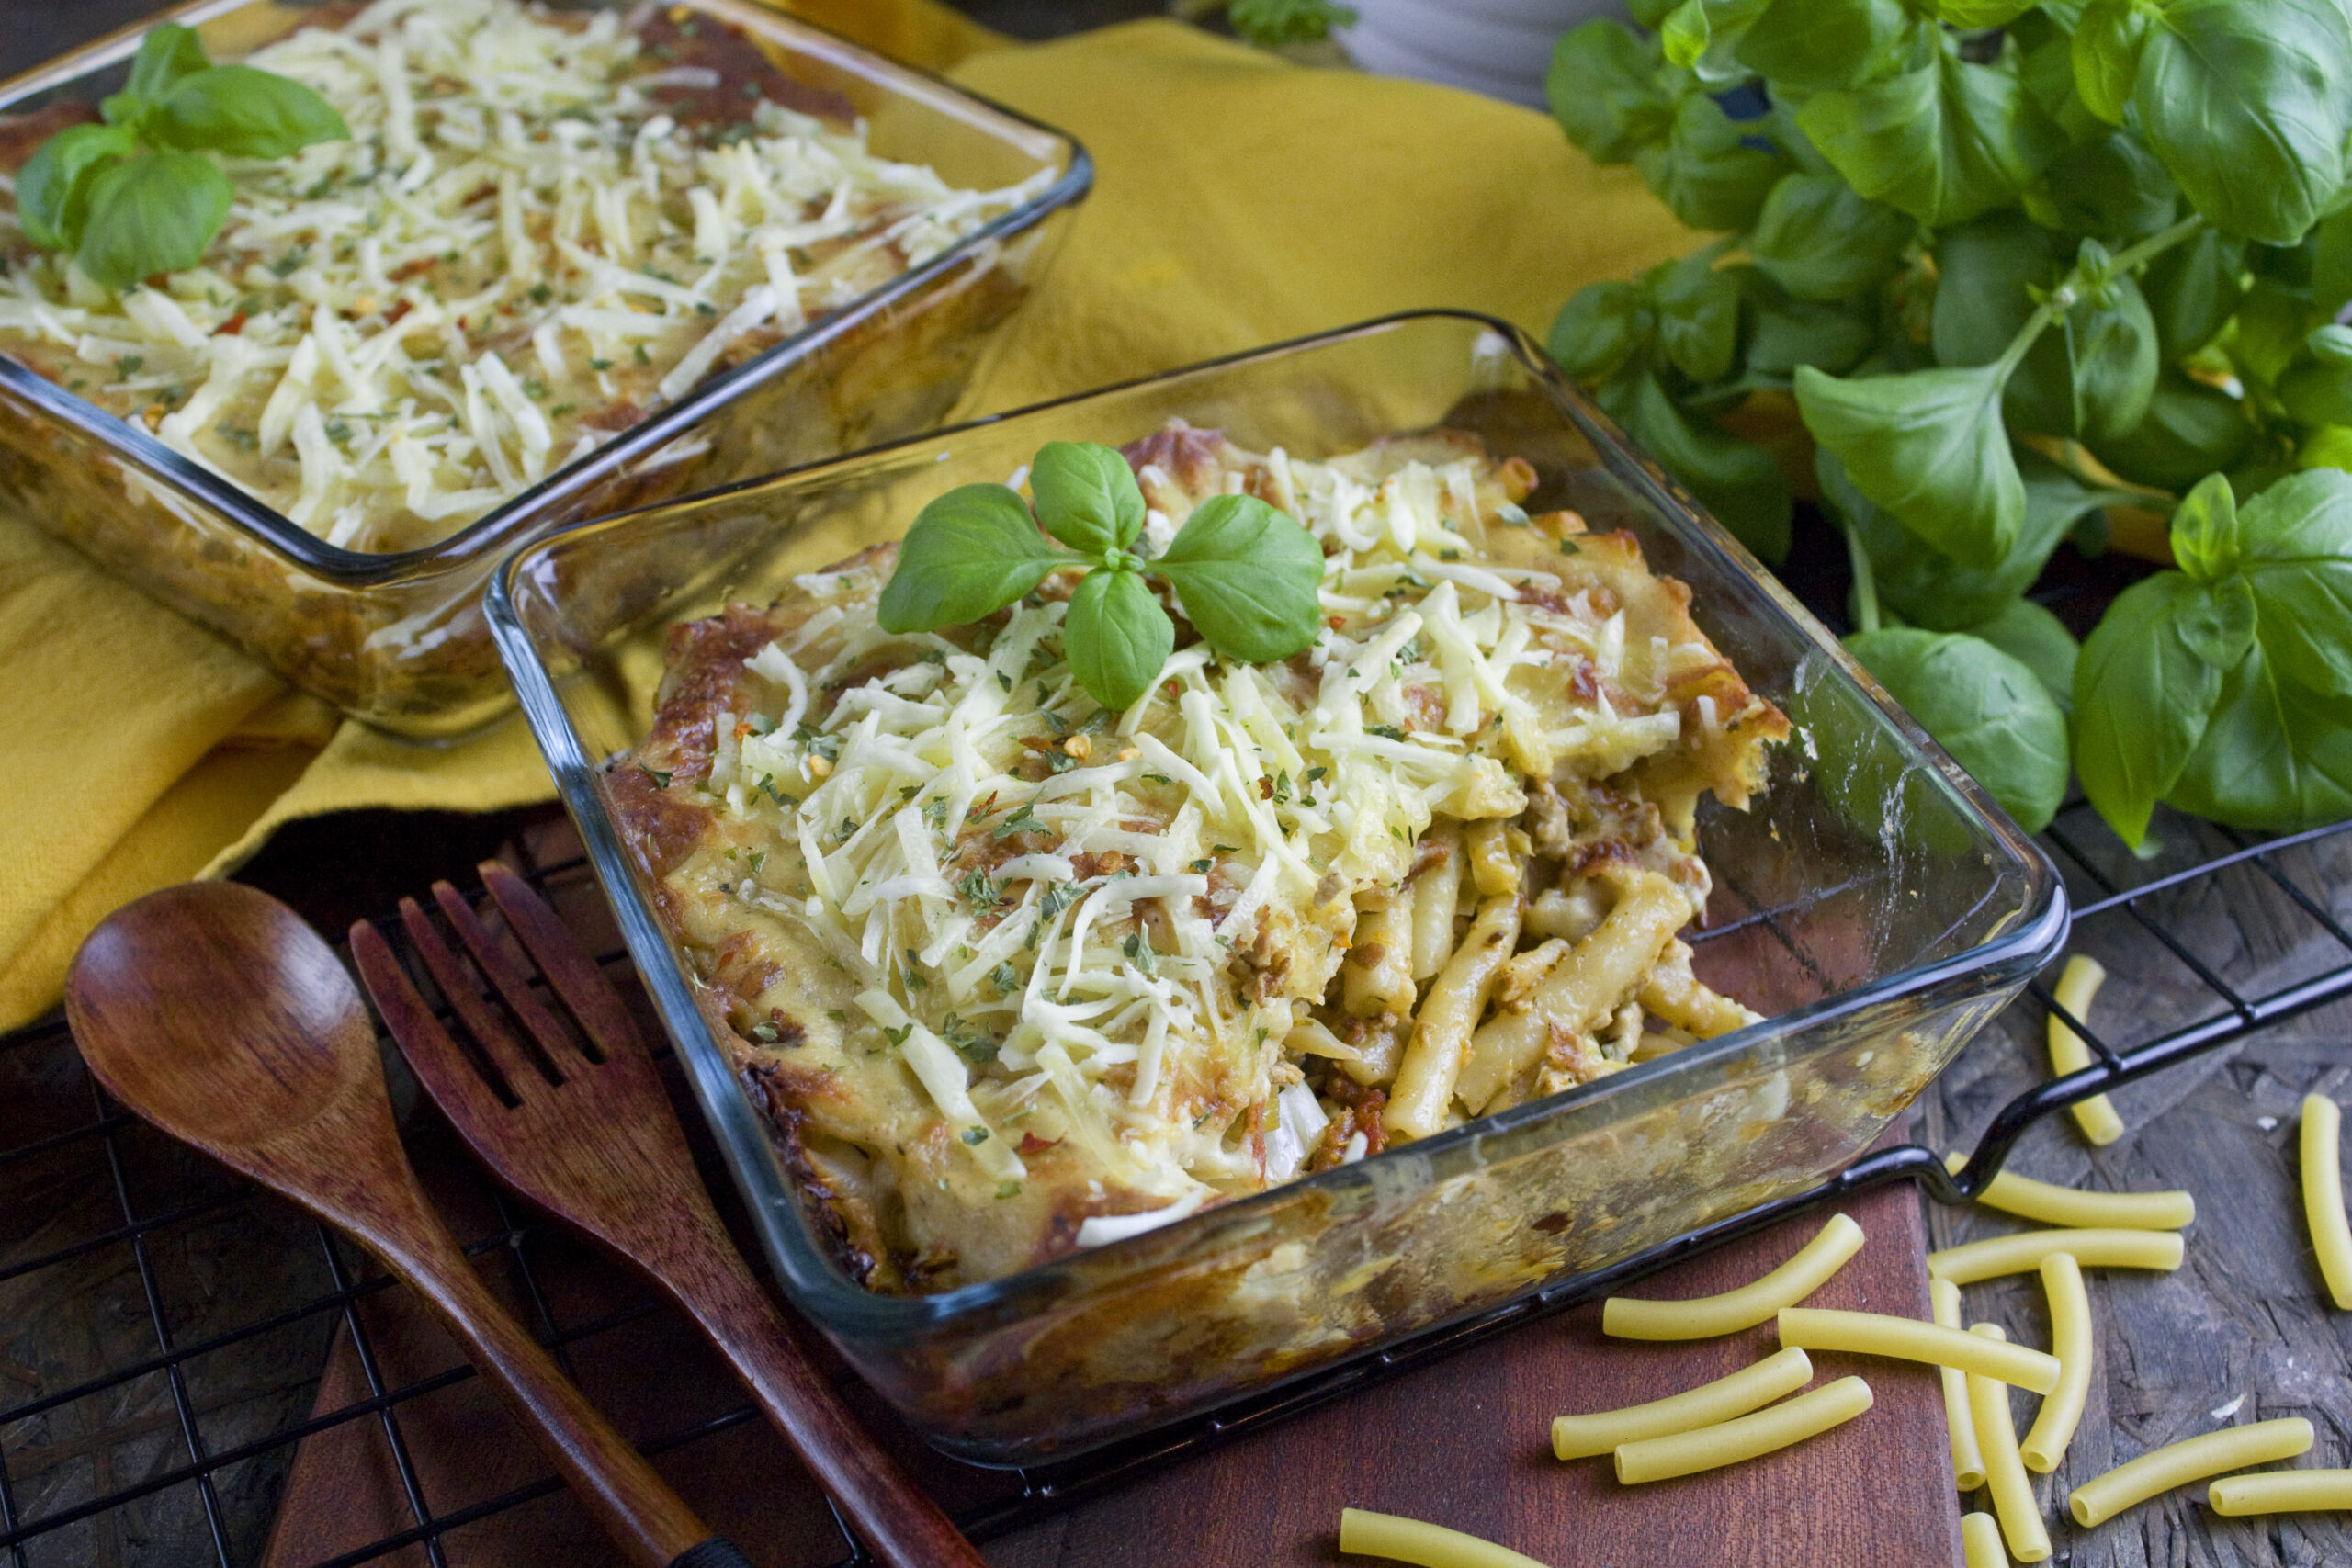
left=62, top=882, right=752, bottom=1568
left=348, top=862, right=989, bottom=1568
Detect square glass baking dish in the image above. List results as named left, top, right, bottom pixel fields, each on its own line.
left=489, top=310, right=2069, bottom=1464
left=0, top=0, right=1088, bottom=738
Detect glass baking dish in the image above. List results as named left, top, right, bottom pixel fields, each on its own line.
left=488, top=310, right=2069, bottom=1464
left=0, top=0, right=1087, bottom=738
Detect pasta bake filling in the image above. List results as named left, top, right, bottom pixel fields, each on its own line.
left=616, top=422, right=1790, bottom=1290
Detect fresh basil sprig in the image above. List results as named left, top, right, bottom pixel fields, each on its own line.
left=876, top=441, right=1325, bottom=711
left=2075, top=470, right=2352, bottom=845
left=17, top=24, right=346, bottom=290
left=1544, top=0, right=2352, bottom=847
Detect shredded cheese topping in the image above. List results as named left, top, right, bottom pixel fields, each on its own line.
left=684, top=431, right=1749, bottom=1231
left=0, top=0, right=1046, bottom=550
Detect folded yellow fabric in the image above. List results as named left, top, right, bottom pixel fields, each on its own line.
left=0, top=5, right=1694, bottom=1032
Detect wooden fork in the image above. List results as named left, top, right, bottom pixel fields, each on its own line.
left=349, top=862, right=987, bottom=1568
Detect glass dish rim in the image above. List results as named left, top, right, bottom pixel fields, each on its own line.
left=488, top=306, right=2071, bottom=1338
left=0, top=0, right=1093, bottom=589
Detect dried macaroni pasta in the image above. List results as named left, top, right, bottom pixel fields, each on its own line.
left=2068, top=1417, right=2314, bottom=1527
left=2018, top=1253, right=2091, bottom=1473
left=1942, top=1153, right=2193, bottom=1231
left=2046, top=955, right=2124, bottom=1145
left=1967, top=1325, right=2050, bottom=1563
left=1337, top=1509, right=1552, bottom=1568
left=1927, top=1227, right=2183, bottom=1285
left=1932, top=1278, right=1985, bottom=1493
left=1775, top=1307, right=2060, bottom=1393
left=2209, top=1470, right=2352, bottom=1515
left=1612, top=1376, right=1873, bottom=1484
left=1601, top=1213, right=1864, bottom=1340
left=1550, top=1347, right=1814, bottom=1460
left=2300, top=1093, right=2352, bottom=1310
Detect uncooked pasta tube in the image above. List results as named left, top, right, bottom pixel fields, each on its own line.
left=1943, top=1152, right=2193, bottom=1231
left=1776, top=1308, right=2060, bottom=1393
left=1967, top=1325, right=2050, bottom=1563
left=1928, top=1227, right=2182, bottom=1284
left=1603, top=1213, right=1865, bottom=1339
left=2300, top=1094, right=2352, bottom=1310
left=1551, top=1348, right=1814, bottom=1460
left=2068, top=1418, right=2315, bottom=1526
left=1612, top=1377, right=1873, bottom=1484
left=1338, top=1509, right=1551, bottom=1568
left=2019, top=1253, right=2091, bottom=1473
left=1933, top=1278, right=1986, bottom=1492
left=2046, top=954, right=2124, bottom=1145
left=2209, top=1470, right=2352, bottom=1515
left=1961, top=1510, right=2008, bottom=1568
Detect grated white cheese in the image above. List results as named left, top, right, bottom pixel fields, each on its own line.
left=0, top=0, right=1047, bottom=551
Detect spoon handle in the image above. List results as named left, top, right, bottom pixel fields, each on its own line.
left=382, top=1221, right=749, bottom=1568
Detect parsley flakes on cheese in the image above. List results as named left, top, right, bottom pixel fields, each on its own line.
left=0, top=0, right=1048, bottom=551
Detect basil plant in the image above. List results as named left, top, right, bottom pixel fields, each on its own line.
left=1547, top=0, right=2352, bottom=844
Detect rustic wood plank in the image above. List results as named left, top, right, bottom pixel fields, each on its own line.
left=1925, top=803, right=2352, bottom=1568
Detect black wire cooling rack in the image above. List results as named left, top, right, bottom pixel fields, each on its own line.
left=4, top=801, right=2350, bottom=1568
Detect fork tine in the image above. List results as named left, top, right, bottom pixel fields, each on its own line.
left=396, top=896, right=552, bottom=1092
left=432, top=879, right=584, bottom=1074
left=350, top=917, right=518, bottom=1111
left=480, top=861, right=643, bottom=1062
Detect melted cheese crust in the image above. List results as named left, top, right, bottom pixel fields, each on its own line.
left=616, top=423, right=1789, bottom=1291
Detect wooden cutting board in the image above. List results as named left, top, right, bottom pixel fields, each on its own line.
left=250, top=829, right=1961, bottom=1568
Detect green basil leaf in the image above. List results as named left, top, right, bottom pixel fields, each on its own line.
left=15, top=122, right=136, bottom=253
left=2072, top=570, right=2246, bottom=847
left=151, top=64, right=349, bottom=159
left=2139, top=227, right=2245, bottom=360
left=1746, top=172, right=1914, bottom=303
left=877, top=484, right=1077, bottom=635
left=1965, top=598, right=2080, bottom=715
left=100, top=92, right=152, bottom=131
left=1845, top=626, right=2070, bottom=831
left=1633, top=91, right=1790, bottom=232
left=1795, top=361, right=2024, bottom=569
left=1549, top=280, right=1651, bottom=382
left=2042, top=131, right=2179, bottom=240
left=1547, top=21, right=1672, bottom=164
left=2166, top=470, right=2240, bottom=583
left=2226, top=279, right=2312, bottom=393
left=2313, top=207, right=2352, bottom=322
left=1648, top=250, right=1740, bottom=383
left=1736, top=266, right=1874, bottom=379
left=1826, top=446, right=2131, bottom=630
left=1736, top=0, right=1920, bottom=91
left=1153, top=493, right=1324, bottom=663
left=1029, top=440, right=1145, bottom=556
left=73, top=151, right=232, bottom=289
left=126, top=24, right=209, bottom=105
left=1630, top=0, right=1679, bottom=28
left=2070, top=0, right=2151, bottom=125
left=1063, top=568, right=1174, bottom=712
left=2016, top=17, right=2107, bottom=146
left=1607, top=371, right=1792, bottom=562
left=1796, top=36, right=2066, bottom=228
left=2057, top=242, right=2160, bottom=443
left=2163, top=626, right=2352, bottom=831
left=1660, top=0, right=1713, bottom=68
left=1929, top=213, right=2067, bottom=434
left=1930, top=0, right=2038, bottom=26
left=2276, top=330, right=2352, bottom=427
left=2132, top=0, right=2352, bottom=244
left=2085, top=372, right=2253, bottom=492
left=2224, top=468, right=2352, bottom=694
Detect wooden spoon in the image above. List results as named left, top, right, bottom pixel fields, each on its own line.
left=64, top=882, right=752, bottom=1568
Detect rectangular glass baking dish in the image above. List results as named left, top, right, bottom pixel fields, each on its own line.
left=0, top=0, right=1088, bottom=738
left=488, top=310, right=2070, bottom=1465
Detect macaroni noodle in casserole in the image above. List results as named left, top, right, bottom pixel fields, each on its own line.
left=615, top=423, right=1791, bottom=1291
left=0, top=0, right=1048, bottom=552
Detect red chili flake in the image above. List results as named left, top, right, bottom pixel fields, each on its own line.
left=213, top=311, right=246, bottom=337
left=384, top=299, right=413, bottom=326
left=1017, top=1132, right=1061, bottom=1156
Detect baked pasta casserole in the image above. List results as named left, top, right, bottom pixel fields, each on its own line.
left=616, top=422, right=1791, bottom=1291
left=0, top=0, right=1047, bottom=552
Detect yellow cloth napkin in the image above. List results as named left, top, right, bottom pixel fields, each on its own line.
left=0, top=4, right=1692, bottom=1031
